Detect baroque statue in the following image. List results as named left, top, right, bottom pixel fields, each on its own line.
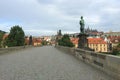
left=79, top=16, right=85, bottom=33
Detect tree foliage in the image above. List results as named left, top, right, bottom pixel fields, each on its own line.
left=58, top=34, right=74, bottom=47
left=41, top=40, right=48, bottom=45
left=5, top=25, right=25, bottom=47
left=0, top=30, right=6, bottom=47
left=112, top=43, right=120, bottom=55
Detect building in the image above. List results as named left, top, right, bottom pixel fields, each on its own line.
left=32, top=38, right=42, bottom=46
left=56, top=30, right=62, bottom=40
left=56, top=30, right=63, bottom=45
left=2, top=33, right=9, bottom=40
left=103, top=31, right=120, bottom=48
left=108, top=36, right=120, bottom=47
left=25, top=36, right=29, bottom=45
left=88, top=37, right=110, bottom=52
left=25, top=36, right=42, bottom=46
left=85, top=27, right=104, bottom=37
left=104, top=32, right=120, bottom=37
left=70, top=38, right=79, bottom=48
left=69, top=33, right=79, bottom=38
left=1, top=33, right=9, bottom=48
left=43, top=36, right=51, bottom=42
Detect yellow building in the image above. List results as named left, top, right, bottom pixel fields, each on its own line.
left=88, top=38, right=109, bottom=52
left=32, top=38, right=42, bottom=46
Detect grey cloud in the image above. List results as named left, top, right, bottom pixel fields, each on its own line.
left=0, top=0, right=120, bottom=36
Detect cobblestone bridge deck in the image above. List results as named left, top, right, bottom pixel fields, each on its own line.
left=0, top=46, right=114, bottom=80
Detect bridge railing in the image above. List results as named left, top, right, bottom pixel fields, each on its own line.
left=55, top=46, right=120, bottom=80
left=0, top=45, right=33, bottom=54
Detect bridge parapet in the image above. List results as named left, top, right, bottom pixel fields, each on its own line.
left=55, top=46, right=120, bottom=80
left=0, top=46, right=33, bottom=54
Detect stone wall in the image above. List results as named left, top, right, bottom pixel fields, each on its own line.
left=0, top=46, right=33, bottom=54
left=56, top=46, right=120, bottom=80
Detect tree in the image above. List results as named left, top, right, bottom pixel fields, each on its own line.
left=112, top=43, right=120, bottom=55
left=0, top=34, right=4, bottom=48
left=58, top=34, right=74, bottom=47
left=41, top=40, right=48, bottom=45
left=0, top=30, right=6, bottom=48
left=5, top=25, right=25, bottom=47
left=117, top=43, right=120, bottom=48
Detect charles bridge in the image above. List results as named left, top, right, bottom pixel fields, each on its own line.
left=0, top=46, right=119, bottom=80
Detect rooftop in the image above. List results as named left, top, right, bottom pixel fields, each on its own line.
left=88, top=38, right=107, bottom=44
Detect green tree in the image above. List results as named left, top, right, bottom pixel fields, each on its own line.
left=117, top=43, right=120, bottom=47
left=112, top=43, right=120, bottom=55
left=5, top=25, right=25, bottom=47
left=58, top=34, right=74, bottom=47
left=41, top=40, right=48, bottom=45
left=0, top=33, right=4, bottom=48
left=0, top=30, right=6, bottom=48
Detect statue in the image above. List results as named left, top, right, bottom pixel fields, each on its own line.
left=78, top=16, right=88, bottom=49
left=79, top=16, right=85, bottom=34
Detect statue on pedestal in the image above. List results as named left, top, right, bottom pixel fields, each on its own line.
left=78, top=16, right=88, bottom=49
left=79, top=16, right=85, bottom=34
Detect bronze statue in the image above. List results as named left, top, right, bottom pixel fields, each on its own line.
left=79, top=16, right=85, bottom=33
left=78, top=16, right=88, bottom=49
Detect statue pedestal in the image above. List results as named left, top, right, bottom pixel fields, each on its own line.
left=78, top=33, right=88, bottom=49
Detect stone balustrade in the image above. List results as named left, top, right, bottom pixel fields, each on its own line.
left=55, top=46, right=120, bottom=80
left=0, top=46, right=33, bottom=54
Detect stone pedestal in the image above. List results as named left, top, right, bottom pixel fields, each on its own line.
left=78, top=33, right=88, bottom=49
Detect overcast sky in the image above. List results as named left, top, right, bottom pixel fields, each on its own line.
left=0, top=0, right=120, bottom=36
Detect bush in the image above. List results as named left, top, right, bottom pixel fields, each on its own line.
left=58, top=34, right=74, bottom=47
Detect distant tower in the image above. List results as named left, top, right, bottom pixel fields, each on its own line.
left=56, top=29, right=62, bottom=45
left=29, top=35, right=33, bottom=45
left=58, top=30, right=62, bottom=36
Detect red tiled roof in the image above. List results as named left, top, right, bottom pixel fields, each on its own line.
left=32, top=38, right=42, bottom=43
left=88, top=38, right=107, bottom=44
left=70, top=38, right=79, bottom=44
left=108, top=36, right=120, bottom=43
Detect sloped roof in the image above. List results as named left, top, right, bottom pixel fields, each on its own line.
left=108, top=36, right=120, bottom=43
left=70, top=38, right=79, bottom=44
left=88, top=38, right=107, bottom=44
left=33, top=38, right=42, bottom=43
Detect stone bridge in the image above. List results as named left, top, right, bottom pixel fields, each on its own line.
left=0, top=46, right=115, bottom=80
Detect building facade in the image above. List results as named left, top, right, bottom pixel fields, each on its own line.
left=70, top=38, right=79, bottom=48
left=104, top=32, right=120, bottom=37
left=88, top=38, right=110, bottom=52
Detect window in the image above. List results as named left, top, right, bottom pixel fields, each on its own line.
left=104, top=44, right=106, bottom=47
left=89, top=44, right=91, bottom=47
left=104, top=48, right=106, bottom=51
left=96, top=48, right=98, bottom=51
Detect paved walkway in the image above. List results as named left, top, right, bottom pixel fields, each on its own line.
left=0, top=46, right=114, bottom=80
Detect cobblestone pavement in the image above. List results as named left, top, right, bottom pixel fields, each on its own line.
left=0, top=46, right=114, bottom=80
